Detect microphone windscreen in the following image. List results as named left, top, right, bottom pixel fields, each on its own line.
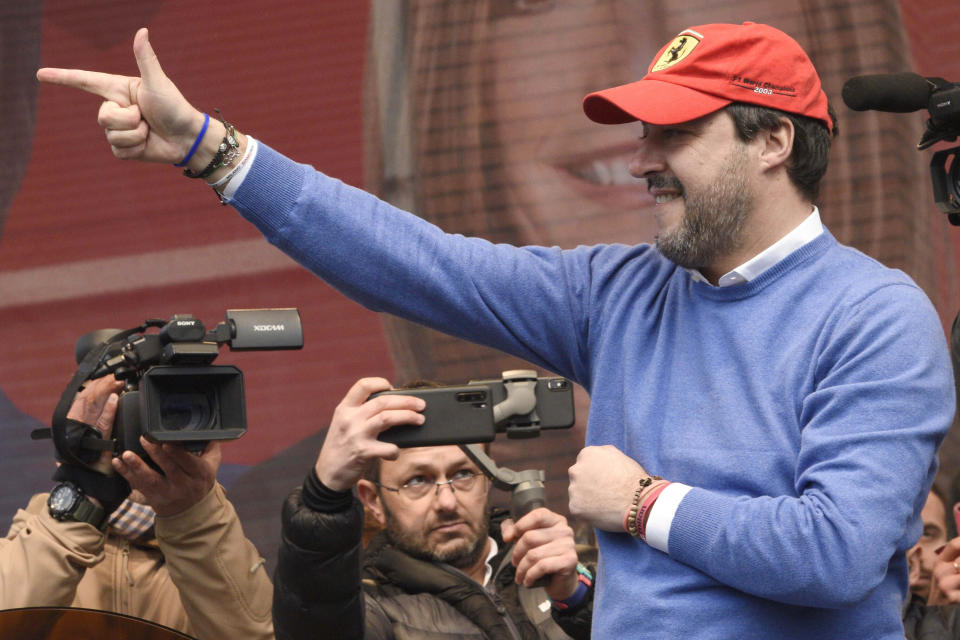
left=841, top=72, right=932, bottom=112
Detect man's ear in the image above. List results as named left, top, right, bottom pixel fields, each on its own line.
left=757, top=117, right=794, bottom=172
left=357, top=479, right=386, bottom=525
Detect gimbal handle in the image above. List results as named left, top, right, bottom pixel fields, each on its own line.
left=459, top=443, right=546, bottom=519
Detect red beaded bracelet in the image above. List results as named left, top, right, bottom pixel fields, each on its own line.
left=637, top=481, right=670, bottom=541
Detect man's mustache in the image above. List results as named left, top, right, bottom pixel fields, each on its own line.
left=646, top=174, right=684, bottom=193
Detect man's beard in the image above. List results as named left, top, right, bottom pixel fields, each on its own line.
left=381, top=498, right=491, bottom=570
left=652, top=146, right=753, bottom=270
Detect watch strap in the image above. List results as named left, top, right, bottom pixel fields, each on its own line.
left=53, top=464, right=130, bottom=515
left=50, top=482, right=108, bottom=531
left=71, top=496, right=107, bottom=531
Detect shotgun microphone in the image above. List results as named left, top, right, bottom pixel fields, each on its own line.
left=841, top=72, right=938, bottom=113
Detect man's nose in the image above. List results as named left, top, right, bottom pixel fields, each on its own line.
left=434, top=481, right=458, bottom=509
left=629, top=142, right=665, bottom=180
left=907, top=545, right=921, bottom=564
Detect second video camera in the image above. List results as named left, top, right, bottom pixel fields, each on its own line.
left=66, top=309, right=303, bottom=469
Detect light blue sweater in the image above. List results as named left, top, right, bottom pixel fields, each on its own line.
left=233, top=144, right=954, bottom=639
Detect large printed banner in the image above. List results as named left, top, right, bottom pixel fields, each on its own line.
left=2, top=0, right=959, bottom=569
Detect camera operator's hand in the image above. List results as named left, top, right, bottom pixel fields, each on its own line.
left=502, top=507, right=580, bottom=601
left=65, top=375, right=123, bottom=476
left=112, top=438, right=220, bottom=517
left=568, top=444, right=651, bottom=532
left=36, top=28, right=223, bottom=171
left=314, top=377, right=426, bottom=491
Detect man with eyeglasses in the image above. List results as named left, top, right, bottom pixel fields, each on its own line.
left=273, top=377, right=593, bottom=640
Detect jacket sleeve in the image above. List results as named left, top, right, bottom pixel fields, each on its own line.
left=550, top=580, right=594, bottom=639
left=273, top=484, right=378, bottom=640
left=154, top=483, right=274, bottom=640
left=0, top=493, right=105, bottom=608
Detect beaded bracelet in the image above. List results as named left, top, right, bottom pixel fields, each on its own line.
left=637, top=481, right=670, bottom=541
left=623, top=476, right=653, bottom=535
left=624, top=475, right=663, bottom=537
left=183, top=109, right=240, bottom=179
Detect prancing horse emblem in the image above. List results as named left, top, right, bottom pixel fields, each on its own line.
left=651, top=33, right=701, bottom=72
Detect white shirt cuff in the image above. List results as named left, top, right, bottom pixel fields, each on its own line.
left=220, top=137, right=260, bottom=200
left=644, top=482, right=692, bottom=553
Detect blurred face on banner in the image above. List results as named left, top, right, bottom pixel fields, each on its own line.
left=373, top=0, right=665, bottom=384
left=483, top=0, right=660, bottom=247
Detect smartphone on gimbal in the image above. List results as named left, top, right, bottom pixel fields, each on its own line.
left=372, top=376, right=575, bottom=448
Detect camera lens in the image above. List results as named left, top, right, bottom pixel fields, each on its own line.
left=157, top=392, right=216, bottom=431
left=141, top=365, right=245, bottom=439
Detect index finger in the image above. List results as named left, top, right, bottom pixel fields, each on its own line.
left=343, top=377, right=393, bottom=406
left=37, top=67, right=136, bottom=106
left=66, top=375, right=124, bottom=421
left=513, top=507, right=565, bottom=534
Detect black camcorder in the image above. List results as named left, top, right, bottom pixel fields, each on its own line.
left=842, top=72, right=960, bottom=220
left=41, top=309, right=303, bottom=473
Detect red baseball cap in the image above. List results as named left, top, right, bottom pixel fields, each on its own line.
left=583, top=22, right=832, bottom=132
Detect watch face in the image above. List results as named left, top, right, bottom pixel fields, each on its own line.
left=48, top=484, right=78, bottom=515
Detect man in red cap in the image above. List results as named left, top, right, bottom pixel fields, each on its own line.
left=37, top=21, right=953, bottom=639
left=580, top=21, right=834, bottom=284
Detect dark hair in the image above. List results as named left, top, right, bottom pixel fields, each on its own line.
left=724, top=102, right=838, bottom=202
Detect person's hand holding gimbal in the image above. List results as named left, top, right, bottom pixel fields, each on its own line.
left=313, top=377, right=425, bottom=491
left=502, top=507, right=581, bottom=602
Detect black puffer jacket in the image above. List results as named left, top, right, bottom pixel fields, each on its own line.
left=273, top=479, right=592, bottom=640
left=903, top=593, right=960, bottom=640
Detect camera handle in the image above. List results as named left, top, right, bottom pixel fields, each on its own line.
left=459, top=443, right=546, bottom=518
left=460, top=443, right=550, bottom=588
left=915, top=110, right=960, bottom=223
left=929, top=145, right=960, bottom=224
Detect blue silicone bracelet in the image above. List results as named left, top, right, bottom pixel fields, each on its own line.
left=173, top=112, right=210, bottom=167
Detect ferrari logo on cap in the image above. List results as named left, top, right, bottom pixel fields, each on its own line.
left=651, top=34, right=701, bottom=72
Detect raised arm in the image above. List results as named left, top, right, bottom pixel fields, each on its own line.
left=274, top=377, right=425, bottom=640
left=114, top=440, right=274, bottom=640
left=38, top=30, right=602, bottom=383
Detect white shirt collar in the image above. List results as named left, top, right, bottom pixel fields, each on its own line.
left=688, top=207, right=823, bottom=287
left=483, top=537, right=498, bottom=586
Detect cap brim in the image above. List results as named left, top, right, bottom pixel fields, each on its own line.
left=583, top=78, right=732, bottom=125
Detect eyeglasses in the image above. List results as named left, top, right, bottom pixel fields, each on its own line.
left=376, top=469, right=485, bottom=500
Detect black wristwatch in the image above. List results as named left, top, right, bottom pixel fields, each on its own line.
left=48, top=481, right=108, bottom=531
